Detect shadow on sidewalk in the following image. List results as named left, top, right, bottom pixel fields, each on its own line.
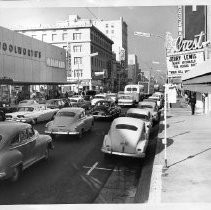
left=155, top=137, right=174, bottom=155
left=167, top=147, right=211, bottom=168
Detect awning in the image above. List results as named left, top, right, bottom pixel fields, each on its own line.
left=183, top=84, right=211, bottom=93
left=182, top=59, right=211, bottom=81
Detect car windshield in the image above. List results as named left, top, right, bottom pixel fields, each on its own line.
left=47, top=100, right=57, bottom=105
left=116, top=124, right=138, bottom=131
left=56, top=111, right=76, bottom=117
left=94, top=95, right=105, bottom=99
left=126, top=87, right=137, bottom=91
left=18, top=107, right=34, bottom=112
left=126, top=113, right=149, bottom=121
left=119, top=95, right=132, bottom=99
left=139, top=105, right=153, bottom=109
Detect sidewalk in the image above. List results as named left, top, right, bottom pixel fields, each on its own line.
left=149, top=96, right=211, bottom=203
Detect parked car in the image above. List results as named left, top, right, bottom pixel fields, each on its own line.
left=0, top=121, right=53, bottom=182
left=107, top=93, right=118, bottom=103
left=69, top=96, right=91, bottom=110
left=101, top=117, right=149, bottom=158
left=45, top=107, right=94, bottom=139
left=126, top=108, right=153, bottom=139
left=137, top=101, right=160, bottom=124
left=91, top=94, right=112, bottom=106
left=46, top=99, right=66, bottom=109
left=0, top=103, right=17, bottom=114
left=5, top=104, right=59, bottom=124
left=18, top=99, right=38, bottom=107
left=90, top=100, right=121, bottom=120
left=117, top=94, right=136, bottom=107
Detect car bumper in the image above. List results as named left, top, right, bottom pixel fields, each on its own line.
left=101, top=147, right=145, bottom=158
left=45, top=130, right=79, bottom=135
left=93, top=114, right=112, bottom=118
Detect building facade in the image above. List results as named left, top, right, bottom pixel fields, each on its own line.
left=128, top=54, right=138, bottom=84
left=178, top=5, right=211, bottom=114
left=14, top=16, right=113, bottom=92
left=0, top=26, right=67, bottom=104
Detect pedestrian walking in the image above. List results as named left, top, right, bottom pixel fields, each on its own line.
left=189, top=93, right=196, bottom=115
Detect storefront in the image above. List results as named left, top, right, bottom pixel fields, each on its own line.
left=0, top=26, right=68, bottom=104
left=182, top=59, right=211, bottom=114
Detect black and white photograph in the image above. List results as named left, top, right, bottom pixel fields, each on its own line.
left=0, top=0, right=211, bottom=209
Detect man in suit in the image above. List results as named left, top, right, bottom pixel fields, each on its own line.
left=189, top=93, right=196, bottom=115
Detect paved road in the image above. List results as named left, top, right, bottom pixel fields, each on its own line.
left=0, top=108, right=160, bottom=204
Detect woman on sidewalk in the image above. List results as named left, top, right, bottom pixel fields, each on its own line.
left=189, top=93, right=196, bottom=115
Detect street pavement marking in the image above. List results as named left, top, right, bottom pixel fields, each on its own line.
left=147, top=164, right=163, bottom=203
left=86, top=161, right=99, bottom=175
left=83, top=165, right=136, bottom=173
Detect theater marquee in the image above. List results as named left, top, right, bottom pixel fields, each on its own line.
left=166, top=50, right=205, bottom=77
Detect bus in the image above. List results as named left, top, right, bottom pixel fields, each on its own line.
left=124, top=84, right=144, bottom=103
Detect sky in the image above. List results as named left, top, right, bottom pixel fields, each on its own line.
left=0, top=0, right=179, bottom=74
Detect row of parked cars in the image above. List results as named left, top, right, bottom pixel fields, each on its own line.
left=0, top=91, right=164, bottom=182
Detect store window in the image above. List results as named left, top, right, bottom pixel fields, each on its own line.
left=42, top=34, right=47, bottom=41
left=74, top=57, right=82, bottom=65
left=52, top=34, right=57, bottom=41
left=62, top=33, right=68, bottom=41
left=73, top=45, right=82, bottom=52
left=73, top=33, right=81, bottom=40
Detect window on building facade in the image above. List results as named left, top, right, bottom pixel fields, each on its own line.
left=74, top=57, right=82, bottom=65
left=73, top=33, right=81, bottom=40
left=111, top=30, right=114, bottom=34
left=52, top=34, right=57, bottom=41
left=42, top=34, right=47, bottom=41
left=74, top=70, right=82, bottom=78
left=73, top=45, right=82, bottom=52
left=106, top=24, right=108, bottom=28
left=111, top=25, right=114, bottom=28
left=62, top=33, right=68, bottom=41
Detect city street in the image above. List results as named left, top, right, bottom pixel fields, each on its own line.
left=0, top=108, right=160, bottom=204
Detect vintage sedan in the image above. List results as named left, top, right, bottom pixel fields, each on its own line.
left=46, top=99, right=66, bottom=109
left=68, top=96, right=91, bottom=110
left=137, top=101, right=160, bottom=124
left=101, top=117, right=149, bottom=158
left=91, top=100, right=121, bottom=120
left=126, top=108, right=153, bottom=139
left=45, top=107, right=94, bottom=139
left=91, top=94, right=112, bottom=106
left=18, top=99, right=39, bottom=107
left=117, top=94, right=136, bottom=107
left=5, top=104, right=59, bottom=124
left=0, top=121, right=53, bottom=182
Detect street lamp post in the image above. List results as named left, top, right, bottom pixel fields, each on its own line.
left=134, top=31, right=168, bottom=168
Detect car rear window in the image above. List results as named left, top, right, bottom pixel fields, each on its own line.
left=94, top=96, right=105, bottom=99
left=18, top=107, right=34, bottom=112
left=115, top=124, right=138, bottom=131
left=126, top=113, right=149, bottom=120
left=56, top=111, right=76, bottom=117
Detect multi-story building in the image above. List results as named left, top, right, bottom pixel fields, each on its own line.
left=13, top=15, right=113, bottom=92
left=128, top=54, right=138, bottom=84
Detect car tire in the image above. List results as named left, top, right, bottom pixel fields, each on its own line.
left=32, top=118, right=37, bottom=125
left=78, top=129, right=84, bottom=139
left=10, top=165, right=22, bottom=182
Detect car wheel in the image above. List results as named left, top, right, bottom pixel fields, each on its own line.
left=32, top=118, right=37, bottom=125
left=78, top=129, right=84, bottom=139
left=44, top=147, right=49, bottom=160
left=10, top=165, right=22, bottom=182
